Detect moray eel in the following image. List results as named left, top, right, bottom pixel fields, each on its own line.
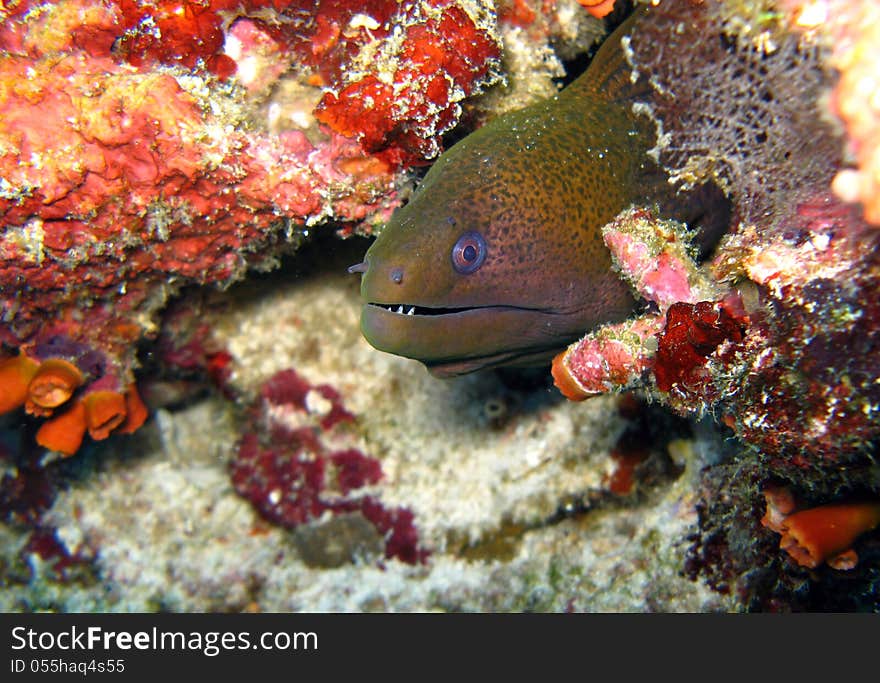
left=352, top=14, right=660, bottom=377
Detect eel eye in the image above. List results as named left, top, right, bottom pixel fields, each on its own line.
left=451, top=231, right=487, bottom=274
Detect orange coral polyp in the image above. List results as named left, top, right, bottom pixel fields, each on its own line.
left=26, top=358, right=84, bottom=410
left=779, top=501, right=880, bottom=569
left=0, top=354, right=40, bottom=414
left=551, top=350, right=591, bottom=401
left=83, top=390, right=127, bottom=440
left=118, top=385, right=148, bottom=435
left=36, top=399, right=87, bottom=457
left=577, top=0, right=617, bottom=20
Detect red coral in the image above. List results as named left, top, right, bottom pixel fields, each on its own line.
left=653, top=301, right=745, bottom=394
left=112, top=0, right=241, bottom=74
left=230, top=369, right=428, bottom=564
left=314, top=1, right=501, bottom=166
left=0, top=0, right=265, bottom=76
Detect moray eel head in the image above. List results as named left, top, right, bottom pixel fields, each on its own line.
left=353, top=15, right=658, bottom=377
left=351, top=12, right=729, bottom=378
left=354, top=103, right=639, bottom=377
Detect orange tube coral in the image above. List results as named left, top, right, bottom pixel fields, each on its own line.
left=83, top=390, right=127, bottom=440
left=778, top=501, right=880, bottom=569
left=35, top=400, right=87, bottom=457
left=551, top=350, right=592, bottom=401
left=0, top=354, right=39, bottom=414
left=26, top=358, right=84, bottom=414
left=118, top=385, right=148, bottom=435
left=577, top=0, right=617, bottom=19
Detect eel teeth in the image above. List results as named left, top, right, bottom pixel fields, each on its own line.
left=407, top=306, right=415, bottom=315
left=396, top=305, right=404, bottom=314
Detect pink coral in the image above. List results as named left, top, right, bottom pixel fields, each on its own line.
left=714, top=194, right=880, bottom=459
left=552, top=207, right=731, bottom=400
left=555, top=192, right=880, bottom=461
left=552, top=313, right=664, bottom=400
left=556, top=190, right=880, bottom=462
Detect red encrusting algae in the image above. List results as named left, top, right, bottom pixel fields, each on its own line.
left=653, top=301, right=745, bottom=394
left=21, top=526, right=95, bottom=583
left=230, top=368, right=429, bottom=565
left=314, top=1, right=502, bottom=166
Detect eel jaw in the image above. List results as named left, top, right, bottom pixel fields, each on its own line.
left=368, top=302, right=483, bottom=317
left=360, top=302, right=570, bottom=376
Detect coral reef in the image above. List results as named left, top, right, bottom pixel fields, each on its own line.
left=552, top=206, right=728, bottom=399
left=313, top=1, right=503, bottom=165
left=556, top=2, right=879, bottom=461
left=548, top=0, right=880, bottom=602
left=685, top=456, right=880, bottom=610
left=0, top=0, right=509, bottom=453
left=556, top=193, right=880, bottom=466
left=3, top=0, right=879, bottom=613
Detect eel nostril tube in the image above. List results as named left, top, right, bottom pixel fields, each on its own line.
left=347, top=262, right=368, bottom=274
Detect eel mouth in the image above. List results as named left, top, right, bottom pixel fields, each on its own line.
left=360, top=301, right=569, bottom=375
left=368, top=302, right=488, bottom=317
